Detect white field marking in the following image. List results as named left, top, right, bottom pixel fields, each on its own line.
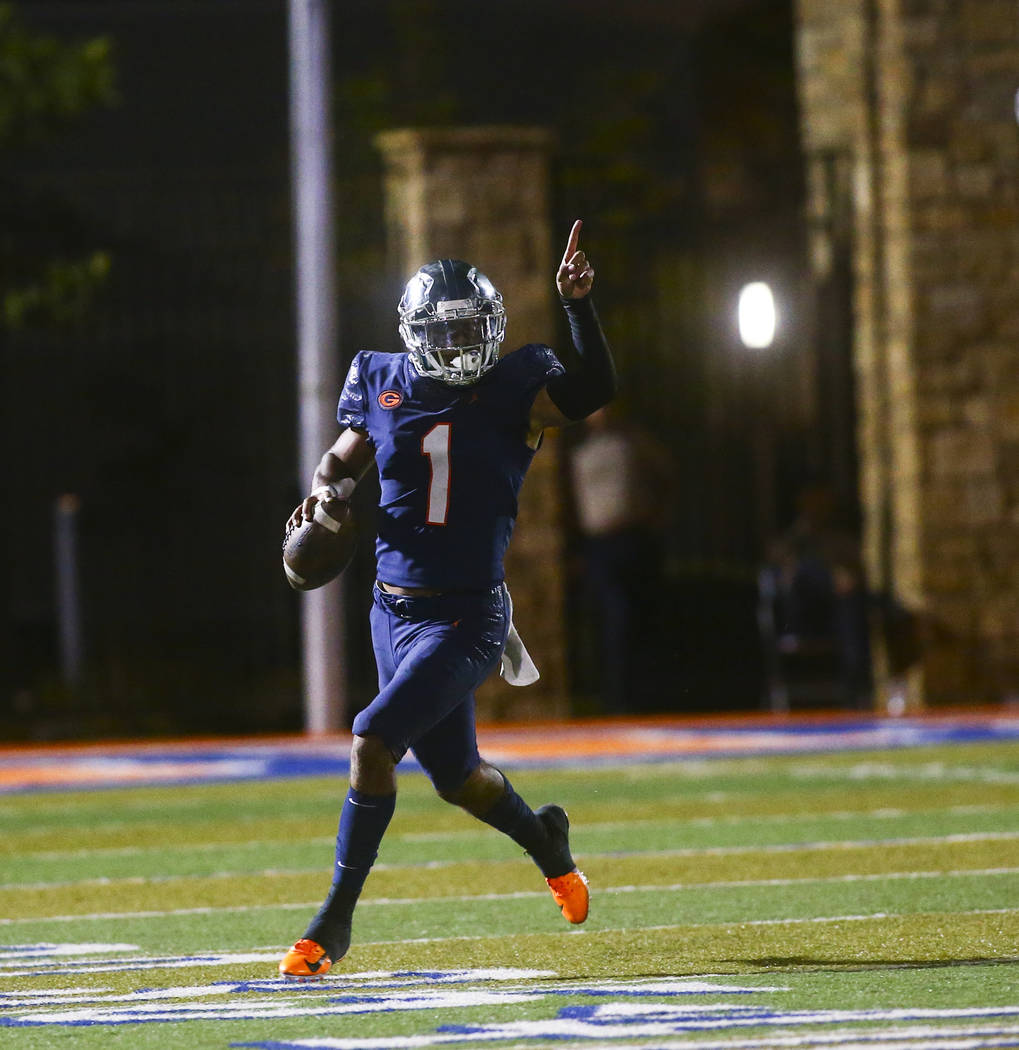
left=0, top=977, right=792, bottom=1030
left=5, top=971, right=1019, bottom=1043
left=790, top=760, right=1019, bottom=785
left=3, top=864, right=1017, bottom=921
left=0, top=946, right=555, bottom=980
left=0, top=974, right=548, bottom=1009
left=7, top=856, right=1016, bottom=898
left=0, top=789, right=344, bottom=823
left=1, top=867, right=1017, bottom=926
left=11, top=799, right=1009, bottom=845
left=470, top=866, right=1019, bottom=903
left=516, top=978, right=790, bottom=994
left=213, top=1025, right=1019, bottom=1050
left=9, top=827, right=1019, bottom=867
left=13, top=869, right=1019, bottom=928
left=2, top=812, right=339, bottom=841
left=0, top=901, right=320, bottom=925
left=429, top=1005, right=1019, bottom=1041
left=0, top=867, right=346, bottom=892
left=397, top=804, right=1017, bottom=841
left=9, top=802, right=1016, bottom=860
left=595, top=1026, right=1019, bottom=1050
left=0, top=975, right=741, bottom=1002
left=0, top=982, right=258, bottom=1007
left=0, top=942, right=138, bottom=959
left=0, top=950, right=286, bottom=976
left=560, top=1027, right=1019, bottom=1050
left=4, top=832, right=1019, bottom=894
left=610, top=830, right=1019, bottom=859
left=219, top=1020, right=1019, bottom=1049
left=3, top=870, right=1016, bottom=934
left=2, top=835, right=335, bottom=860
left=0, top=989, right=546, bottom=1025
left=604, top=753, right=1019, bottom=782
left=32, top=991, right=1015, bottom=1049
left=0, top=969, right=563, bottom=1002
left=8, top=944, right=1019, bottom=984
left=4, top=967, right=1019, bottom=1050
left=374, top=909, right=1019, bottom=949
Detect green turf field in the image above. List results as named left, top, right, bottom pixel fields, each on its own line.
left=1, top=739, right=1017, bottom=1048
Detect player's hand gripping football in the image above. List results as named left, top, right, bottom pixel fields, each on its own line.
left=556, top=220, right=595, bottom=300
left=288, top=484, right=348, bottom=532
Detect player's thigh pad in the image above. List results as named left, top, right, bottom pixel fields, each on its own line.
left=411, top=695, right=483, bottom=795
left=355, top=585, right=509, bottom=759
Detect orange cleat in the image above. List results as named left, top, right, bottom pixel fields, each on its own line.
left=546, top=868, right=590, bottom=924
left=278, top=938, right=332, bottom=979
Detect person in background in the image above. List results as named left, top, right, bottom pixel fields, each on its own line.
left=567, top=402, right=673, bottom=714
left=759, top=484, right=872, bottom=709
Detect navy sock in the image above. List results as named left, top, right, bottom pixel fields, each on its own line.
left=478, top=775, right=559, bottom=876
left=304, top=787, right=396, bottom=960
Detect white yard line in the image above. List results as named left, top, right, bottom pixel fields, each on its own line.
left=466, top=1028, right=1019, bottom=1050
left=399, top=804, right=1019, bottom=841
left=1, top=869, right=1017, bottom=926
left=3, top=848, right=1012, bottom=890
left=5, top=801, right=1014, bottom=843
left=6, top=827, right=1018, bottom=865
left=3, top=861, right=1018, bottom=895
left=0, top=905, right=1016, bottom=935
left=372, top=909, right=1019, bottom=949
left=237, top=1022, right=1019, bottom=1050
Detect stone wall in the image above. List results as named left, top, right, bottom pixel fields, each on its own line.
left=795, top=0, right=1019, bottom=705
left=374, top=126, right=570, bottom=720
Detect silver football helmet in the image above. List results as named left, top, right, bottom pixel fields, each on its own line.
left=398, top=259, right=506, bottom=385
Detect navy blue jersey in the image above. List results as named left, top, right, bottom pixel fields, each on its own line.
left=338, top=344, right=564, bottom=590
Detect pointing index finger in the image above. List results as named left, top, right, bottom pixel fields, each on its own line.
left=562, top=219, right=583, bottom=264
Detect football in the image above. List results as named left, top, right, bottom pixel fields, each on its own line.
left=282, top=499, right=357, bottom=591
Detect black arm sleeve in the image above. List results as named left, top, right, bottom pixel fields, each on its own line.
left=545, top=296, right=618, bottom=421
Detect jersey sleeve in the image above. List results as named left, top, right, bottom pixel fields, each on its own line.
left=505, top=343, right=565, bottom=403
left=337, top=351, right=367, bottom=430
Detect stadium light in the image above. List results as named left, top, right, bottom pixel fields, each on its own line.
left=738, top=281, right=777, bottom=350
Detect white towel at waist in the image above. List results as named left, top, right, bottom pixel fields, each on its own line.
left=500, top=586, right=540, bottom=687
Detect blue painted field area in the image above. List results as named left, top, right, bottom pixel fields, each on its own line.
left=1, top=711, right=1017, bottom=793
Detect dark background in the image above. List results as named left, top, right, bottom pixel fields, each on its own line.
left=2, top=0, right=837, bottom=738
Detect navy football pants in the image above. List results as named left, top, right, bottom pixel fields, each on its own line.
left=352, top=583, right=510, bottom=794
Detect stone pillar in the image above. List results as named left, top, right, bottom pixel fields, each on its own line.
left=375, top=126, right=570, bottom=720
left=795, top=0, right=1019, bottom=707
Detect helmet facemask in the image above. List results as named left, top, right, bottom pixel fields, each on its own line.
left=398, top=263, right=506, bottom=386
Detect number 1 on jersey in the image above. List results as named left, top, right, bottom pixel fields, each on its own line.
left=422, top=423, right=451, bottom=525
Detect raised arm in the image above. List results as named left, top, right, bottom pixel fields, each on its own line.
left=528, top=220, right=617, bottom=439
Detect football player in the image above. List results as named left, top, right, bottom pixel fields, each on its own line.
left=279, top=220, right=616, bottom=978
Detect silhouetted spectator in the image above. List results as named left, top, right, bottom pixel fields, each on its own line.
left=567, top=404, right=674, bottom=714
left=759, top=484, right=872, bottom=709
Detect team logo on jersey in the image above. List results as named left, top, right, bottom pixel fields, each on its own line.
left=378, top=390, right=403, bottom=409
